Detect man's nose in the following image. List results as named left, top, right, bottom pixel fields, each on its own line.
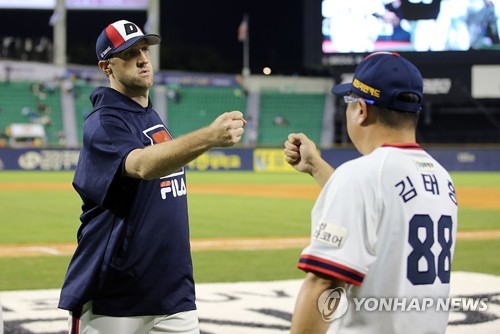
left=138, top=50, right=149, bottom=63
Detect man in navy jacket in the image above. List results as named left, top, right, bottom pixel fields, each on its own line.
left=59, top=19, right=245, bottom=334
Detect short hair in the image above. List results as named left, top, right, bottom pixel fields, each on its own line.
left=371, top=93, right=420, bottom=129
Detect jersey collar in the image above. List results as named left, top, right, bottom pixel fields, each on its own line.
left=381, top=143, right=423, bottom=150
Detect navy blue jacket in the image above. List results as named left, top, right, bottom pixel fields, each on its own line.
left=58, top=87, right=195, bottom=316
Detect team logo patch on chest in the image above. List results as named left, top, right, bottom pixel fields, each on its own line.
left=142, top=124, right=187, bottom=199
left=142, top=124, right=173, bottom=145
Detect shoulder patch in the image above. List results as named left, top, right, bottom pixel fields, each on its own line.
left=312, top=222, right=348, bottom=249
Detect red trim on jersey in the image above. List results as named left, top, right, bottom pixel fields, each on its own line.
left=70, top=314, right=80, bottom=334
left=106, top=25, right=125, bottom=48
left=298, top=254, right=365, bottom=286
left=381, top=143, right=423, bottom=150
left=298, top=262, right=362, bottom=286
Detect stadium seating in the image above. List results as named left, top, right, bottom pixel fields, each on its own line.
left=258, top=90, right=325, bottom=146
left=72, top=82, right=99, bottom=143
left=166, top=86, right=247, bottom=138
left=0, top=81, right=63, bottom=146
left=7, top=77, right=497, bottom=148
left=0, top=81, right=330, bottom=147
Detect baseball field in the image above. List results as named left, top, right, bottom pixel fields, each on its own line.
left=0, top=170, right=499, bottom=290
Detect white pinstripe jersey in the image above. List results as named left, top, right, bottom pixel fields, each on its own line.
left=298, top=144, right=458, bottom=334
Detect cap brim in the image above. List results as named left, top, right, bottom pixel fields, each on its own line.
left=112, top=34, right=162, bottom=55
left=331, top=83, right=352, bottom=96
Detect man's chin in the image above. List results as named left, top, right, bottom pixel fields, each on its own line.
left=136, top=78, right=154, bottom=89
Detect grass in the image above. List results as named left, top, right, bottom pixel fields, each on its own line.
left=0, top=170, right=74, bottom=183
left=189, top=195, right=312, bottom=238
left=0, top=256, right=70, bottom=291
left=451, top=171, right=500, bottom=187
left=452, top=239, right=500, bottom=275
left=0, top=248, right=308, bottom=291
left=1, top=238, right=498, bottom=291
left=192, top=248, right=306, bottom=283
left=0, top=190, right=80, bottom=244
left=187, top=170, right=316, bottom=185
left=0, top=170, right=498, bottom=291
left=456, top=209, right=500, bottom=230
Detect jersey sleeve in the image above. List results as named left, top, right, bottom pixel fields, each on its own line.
left=73, top=112, right=144, bottom=208
left=298, top=163, right=379, bottom=286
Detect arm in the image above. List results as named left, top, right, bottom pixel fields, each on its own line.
left=125, top=110, right=245, bottom=180
left=291, top=272, right=347, bottom=334
left=284, top=133, right=334, bottom=187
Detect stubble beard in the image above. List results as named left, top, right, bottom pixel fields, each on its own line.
left=116, top=70, right=154, bottom=95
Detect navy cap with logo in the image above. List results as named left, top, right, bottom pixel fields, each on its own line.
left=331, top=52, right=423, bottom=113
left=96, top=20, right=161, bottom=61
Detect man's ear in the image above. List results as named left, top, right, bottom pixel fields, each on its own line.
left=98, top=60, right=112, bottom=75
left=357, top=99, right=371, bottom=126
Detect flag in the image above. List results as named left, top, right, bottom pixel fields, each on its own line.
left=238, top=15, right=248, bottom=42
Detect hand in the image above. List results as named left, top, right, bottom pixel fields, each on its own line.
left=208, top=110, right=246, bottom=147
left=284, top=133, right=318, bottom=174
left=284, top=133, right=335, bottom=187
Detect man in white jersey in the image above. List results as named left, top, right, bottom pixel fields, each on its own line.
left=284, top=52, right=458, bottom=334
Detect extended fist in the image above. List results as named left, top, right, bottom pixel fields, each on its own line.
left=209, top=110, right=246, bottom=147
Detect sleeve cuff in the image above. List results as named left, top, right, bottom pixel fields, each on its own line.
left=298, top=254, right=365, bottom=286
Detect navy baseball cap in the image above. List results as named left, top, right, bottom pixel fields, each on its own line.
left=331, top=52, right=423, bottom=113
left=96, top=20, right=161, bottom=61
